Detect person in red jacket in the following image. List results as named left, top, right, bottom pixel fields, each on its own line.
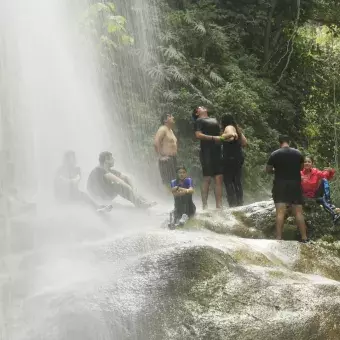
left=301, top=155, right=340, bottom=223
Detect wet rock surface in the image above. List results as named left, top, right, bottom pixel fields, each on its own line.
left=1, top=203, right=340, bottom=339
left=198, top=200, right=340, bottom=242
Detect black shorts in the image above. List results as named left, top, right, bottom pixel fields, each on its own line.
left=200, top=147, right=223, bottom=177
left=159, top=156, right=177, bottom=184
left=272, top=180, right=303, bottom=205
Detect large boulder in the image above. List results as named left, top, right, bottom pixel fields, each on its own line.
left=1, top=204, right=340, bottom=339
left=197, top=200, right=340, bottom=241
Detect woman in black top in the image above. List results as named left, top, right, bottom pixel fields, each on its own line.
left=221, top=114, right=247, bottom=207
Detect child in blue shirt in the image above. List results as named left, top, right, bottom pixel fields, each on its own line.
left=170, top=165, right=196, bottom=226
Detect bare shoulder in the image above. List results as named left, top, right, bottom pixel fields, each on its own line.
left=225, top=125, right=236, bottom=132
left=156, top=126, right=167, bottom=134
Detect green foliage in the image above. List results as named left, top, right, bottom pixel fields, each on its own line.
left=83, top=0, right=340, bottom=202
left=81, top=2, right=133, bottom=62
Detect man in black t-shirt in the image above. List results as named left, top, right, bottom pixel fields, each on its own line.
left=87, top=151, right=155, bottom=209
left=192, top=106, right=223, bottom=209
left=266, top=135, right=308, bottom=242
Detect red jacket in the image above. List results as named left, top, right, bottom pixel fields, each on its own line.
left=301, top=168, right=335, bottom=198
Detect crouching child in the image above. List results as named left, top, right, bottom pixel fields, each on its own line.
left=169, top=165, right=196, bottom=228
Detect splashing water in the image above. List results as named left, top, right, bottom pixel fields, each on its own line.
left=0, top=0, right=166, bottom=337
left=0, top=0, right=117, bottom=198
left=1, top=1, right=340, bottom=339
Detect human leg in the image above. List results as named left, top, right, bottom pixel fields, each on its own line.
left=223, top=164, right=237, bottom=207
left=211, top=147, right=223, bottom=209
left=234, top=162, right=244, bottom=206
left=274, top=203, right=287, bottom=240
left=159, top=156, right=177, bottom=185
left=214, top=174, right=223, bottom=209
left=201, top=177, right=211, bottom=210
left=111, top=181, right=146, bottom=207
left=292, top=204, right=308, bottom=241
left=174, top=195, right=196, bottom=221
left=314, top=179, right=339, bottom=222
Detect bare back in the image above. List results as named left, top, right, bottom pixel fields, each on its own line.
left=154, top=126, right=177, bottom=157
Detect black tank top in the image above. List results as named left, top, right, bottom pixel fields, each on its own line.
left=222, top=138, right=243, bottom=162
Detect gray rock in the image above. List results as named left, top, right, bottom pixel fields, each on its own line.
left=1, top=204, right=340, bottom=339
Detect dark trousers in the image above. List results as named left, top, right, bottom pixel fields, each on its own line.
left=174, top=195, right=196, bottom=221
left=314, top=179, right=336, bottom=218
left=223, top=159, right=243, bottom=207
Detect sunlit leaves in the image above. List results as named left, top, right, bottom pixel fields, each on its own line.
left=81, top=1, right=134, bottom=58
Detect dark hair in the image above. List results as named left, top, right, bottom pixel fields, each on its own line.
left=304, top=154, right=314, bottom=163
left=221, top=113, right=242, bottom=138
left=278, top=135, right=290, bottom=145
left=176, top=165, right=187, bottom=181
left=99, top=151, right=112, bottom=165
left=176, top=165, right=187, bottom=173
left=192, top=107, right=199, bottom=121
left=160, top=113, right=170, bottom=125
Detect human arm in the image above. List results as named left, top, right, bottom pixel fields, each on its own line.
left=109, top=168, right=133, bottom=187
left=194, top=119, right=221, bottom=143
left=195, top=131, right=222, bottom=143
left=56, top=167, right=81, bottom=183
left=154, top=126, right=166, bottom=155
left=171, top=183, right=187, bottom=197
left=316, top=167, right=335, bottom=181
left=171, top=178, right=194, bottom=196
left=221, top=126, right=238, bottom=141
left=172, top=187, right=193, bottom=196
left=240, top=133, right=247, bottom=147
left=266, top=165, right=274, bottom=174
left=70, top=167, right=81, bottom=184
left=266, top=154, right=275, bottom=174
left=104, top=172, right=127, bottom=186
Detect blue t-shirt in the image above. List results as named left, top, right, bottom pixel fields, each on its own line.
left=170, top=177, right=193, bottom=189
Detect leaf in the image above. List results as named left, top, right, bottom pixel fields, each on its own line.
left=194, top=23, right=206, bottom=34
left=209, top=71, right=224, bottom=85
left=161, top=45, right=186, bottom=62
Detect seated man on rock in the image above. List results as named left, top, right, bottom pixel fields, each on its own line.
left=87, top=151, right=155, bottom=209
left=54, top=150, right=111, bottom=212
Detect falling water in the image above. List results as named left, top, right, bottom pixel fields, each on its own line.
left=1, top=1, right=340, bottom=339
left=0, top=0, right=165, bottom=338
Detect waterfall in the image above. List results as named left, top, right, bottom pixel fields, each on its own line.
left=1, top=1, right=340, bottom=339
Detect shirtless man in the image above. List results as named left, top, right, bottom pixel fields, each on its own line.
left=154, top=113, right=178, bottom=184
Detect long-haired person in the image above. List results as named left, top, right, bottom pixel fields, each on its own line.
left=301, top=155, right=340, bottom=223
left=54, top=151, right=111, bottom=212
left=221, top=113, right=247, bottom=207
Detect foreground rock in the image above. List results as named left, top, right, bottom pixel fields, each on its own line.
left=1, top=204, right=340, bottom=339
left=197, top=200, right=340, bottom=241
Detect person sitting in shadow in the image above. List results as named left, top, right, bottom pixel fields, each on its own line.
left=54, top=150, right=112, bottom=212
left=87, top=151, right=155, bottom=209
left=169, top=165, right=196, bottom=229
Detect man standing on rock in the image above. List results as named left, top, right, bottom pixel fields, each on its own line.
left=266, top=135, right=308, bottom=243
left=192, top=106, right=223, bottom=210
left=154, top=113, right=178, bottom=186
